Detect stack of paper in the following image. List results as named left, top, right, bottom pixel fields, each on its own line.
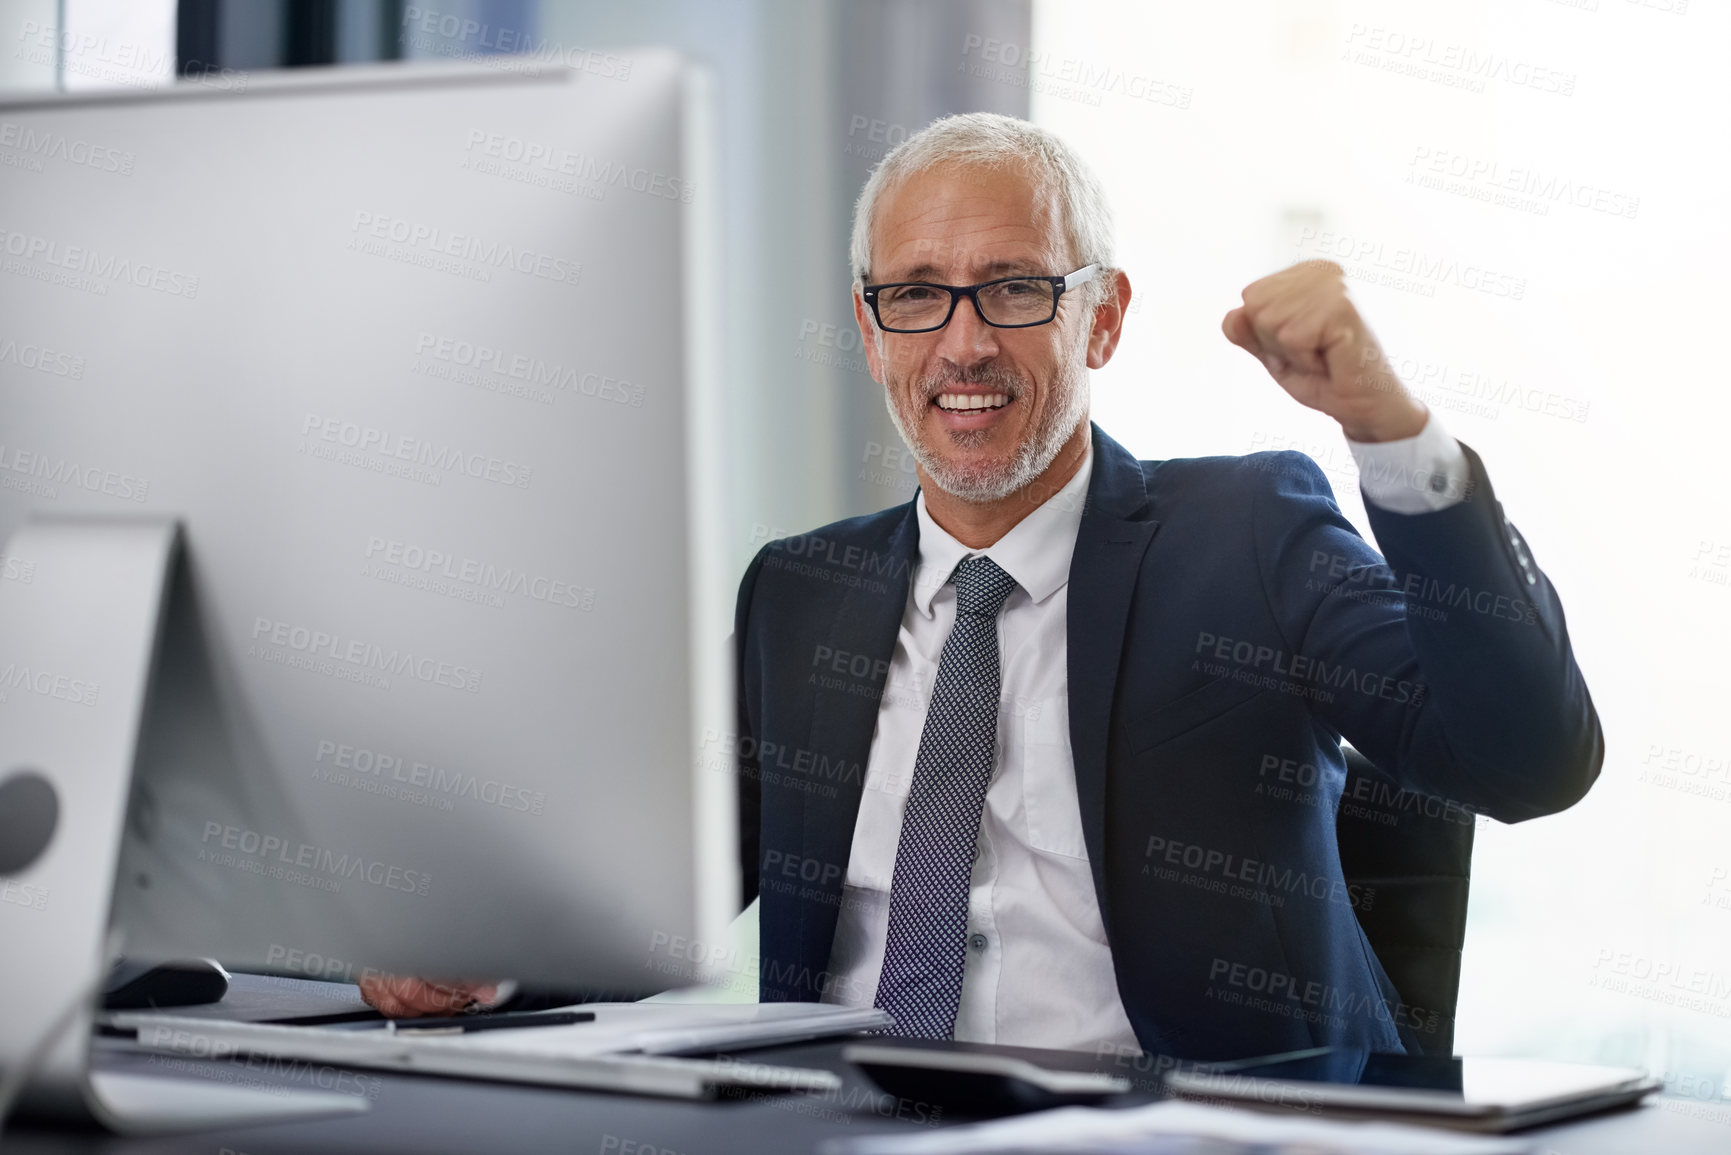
left=822, top=1099, right=1540, bottom=1155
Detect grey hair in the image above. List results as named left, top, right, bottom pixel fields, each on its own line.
left=849, top=112, right=1116, bottom=304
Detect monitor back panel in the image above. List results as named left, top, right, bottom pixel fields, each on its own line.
left=0, top=56, right=724, bottom=991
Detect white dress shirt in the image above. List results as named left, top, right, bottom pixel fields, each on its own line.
left=812, top=417, right=1469, bottom=1051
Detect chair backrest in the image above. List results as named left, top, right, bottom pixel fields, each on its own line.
left=1335, top=745, right=1475, bottom=1056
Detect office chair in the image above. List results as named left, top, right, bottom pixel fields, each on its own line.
left=1335, top=744, right=1475, bottom=1057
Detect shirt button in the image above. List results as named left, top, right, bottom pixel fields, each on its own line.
left=968, top=933, right=988, bottom=953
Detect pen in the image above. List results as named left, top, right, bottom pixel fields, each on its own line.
left=390, top=1009, right=596, bottom=1036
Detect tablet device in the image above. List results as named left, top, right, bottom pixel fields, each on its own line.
left=1163, top=1047, right=1660, bottom=1132
left=844, top=1045, right=1131, bottom=1117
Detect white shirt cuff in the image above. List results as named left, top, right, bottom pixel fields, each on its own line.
left=1346, top=413, right=1471, bottom=514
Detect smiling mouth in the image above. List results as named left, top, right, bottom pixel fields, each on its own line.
left=932, top=392, right=1011, bottom=412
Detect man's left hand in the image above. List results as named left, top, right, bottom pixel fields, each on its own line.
left=1222, top=261, right=1428, bottom=443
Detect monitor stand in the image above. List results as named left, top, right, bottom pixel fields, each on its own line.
left=0, top=518, right=368, bottom=1133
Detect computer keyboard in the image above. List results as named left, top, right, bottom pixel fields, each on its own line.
left=120, top=1015, right=843, bottom=1100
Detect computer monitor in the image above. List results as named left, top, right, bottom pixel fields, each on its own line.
left=0, top=56, right=731, bottom=1007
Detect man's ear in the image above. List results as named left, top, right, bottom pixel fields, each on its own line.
left=1086, top=269, right=1132, bottom=370
left=853, top=287, right=886, bottom=384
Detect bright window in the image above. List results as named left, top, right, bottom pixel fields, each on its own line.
left=1032, top=0, right=1731, bottom=1094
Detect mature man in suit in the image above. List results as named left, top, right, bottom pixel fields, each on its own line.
left=730, top=112, right=1600, bottom=1061
left=364, top=112, right=1600, bottom=1057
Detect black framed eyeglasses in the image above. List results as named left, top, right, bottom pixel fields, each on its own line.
left=861, top=264, right=1099, bottom=334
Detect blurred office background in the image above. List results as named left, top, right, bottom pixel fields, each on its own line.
left=5, top=0, right=1727, bottom=1099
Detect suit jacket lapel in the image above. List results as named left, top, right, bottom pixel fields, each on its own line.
left=795, top=505, right=919, bottom=974
left=1068, top=424, right=1160, bottom=938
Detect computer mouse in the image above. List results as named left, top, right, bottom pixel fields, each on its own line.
left=102, top=957, right=231, bottom=1010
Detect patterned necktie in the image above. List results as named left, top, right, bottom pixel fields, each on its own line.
left=874, top=555, right=1019, bottom=1039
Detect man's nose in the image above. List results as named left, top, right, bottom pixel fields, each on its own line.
left=931, top=291, right=1001, bottom=366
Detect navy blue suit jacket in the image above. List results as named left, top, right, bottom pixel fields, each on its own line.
left=732, top=423, right=1600, bottom=1059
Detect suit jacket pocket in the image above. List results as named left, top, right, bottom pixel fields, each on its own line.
left=1118, top=674, right=1264, bottom=757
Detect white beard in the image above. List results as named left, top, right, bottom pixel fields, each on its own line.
left=882, top=335, right=1091, bottom=506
